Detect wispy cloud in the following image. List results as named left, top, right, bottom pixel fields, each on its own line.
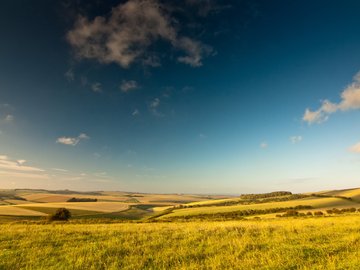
left=91, top=82, right=102, bottom=93
left=349, top=142, right=360, bottom=153
left=4, top=114, right=14, bottom=123
left=260, top=142, right=268, bottom=149
left=149, top=97, right=162, bottom=116
left=52, top=168, right=69, bottom=172
left=0, top=154, right=48, bottom=180
left=199, top=133, right=207, bottom=139
left=67, top=0, right=212, bottom=68
left=132, top=109, right=140, bottom=116
left=303, top=71, right=360, bottom=124
left=120, top=80, right=139, bottom=92
left=290, top=135, right=302, bottom=144
left=64, top=68, right=75, bottom=81
left=56, top=133, right=90, bottom=146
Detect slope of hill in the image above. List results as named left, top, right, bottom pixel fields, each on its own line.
left=0, top=188, right=359, bottom=221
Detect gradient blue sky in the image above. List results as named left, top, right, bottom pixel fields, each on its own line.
left=1, top=0, right=360, bottom=194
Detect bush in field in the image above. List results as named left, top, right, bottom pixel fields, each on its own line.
left=283, top=210, right=299, bottom=217
left=67, top=197, right=97, bottom=202
left=314, top=211, right=323, bottom=216
left=48, top=208, right=71, bottom=221
left=306, top=212, right=313, bottom=216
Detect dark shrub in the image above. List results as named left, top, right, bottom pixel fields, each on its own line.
left=48, top=208, right=71, bottom=221
left=314, top=211, right=323, bottom=216
left=283, top=210, right=299, bottom=217
left=67, top=197, right=97, bottom=202
left=306, top=212, right=313, bottom=216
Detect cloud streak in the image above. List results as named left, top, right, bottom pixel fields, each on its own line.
left=303, top=72, right=360, bottom=124
left=260, top=142, right=268, bottom=149
left=56, top=133, right=90, bottom=146
left=290, top=135, right=302, bottom=144
left=349, top=142, right=360, bottom=153
left=91, top=82, right=102, bottom=93
left=120, top=80, right=139, bottom=92
left=149, top=97, right=163, bottom=116
left=67, top=0, right=212, bottom=68
left=0, top=154, right=48, bottom=179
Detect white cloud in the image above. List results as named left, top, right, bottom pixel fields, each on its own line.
left=149, top=97, right=163, bottom=116
left=260, top=142, right=268, bottom=149
left=4, top=114, right=14, bottom=123
left=142, top=55, right=161, bottom=67
left=67, top=0, right=212, bottom=68
left=303, top=71, right=360, bottom=124
left=150, top=98, right=160, bottom=108
left=91, top=82, right=102, bottom=93
left=16, top=159, right=27, bottom=166
left=290, top=135, right=302, bottom=144
left=0, top=170, right=49, bottom=179
left=0, top=155, right=44, bottom=173
left=120, top=80, right=139, bottom=92
left=52, top=168, right=69, bottom=172
left=64, top=68, right=75, bottom=81
left=56, top=133, right=90, bottom=146
left=78, top=133, right=90, bottom=139
left=349, top=142, right=360, bottom=153
left=132, top=109, right=140, bottom=116
left=199, top=133, right=207, bottom=139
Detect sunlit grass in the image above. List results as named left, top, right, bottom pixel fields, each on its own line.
left=0, top=215, right=359, bottom=269
left=163, top=196, right=359, bottom=218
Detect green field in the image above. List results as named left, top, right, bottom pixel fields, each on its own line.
left=0, top=215, right=359, bottom=269
left=1, top=188, right=360, bottom=269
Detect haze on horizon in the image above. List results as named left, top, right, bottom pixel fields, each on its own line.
left=1, top=0, right=360, bottom=194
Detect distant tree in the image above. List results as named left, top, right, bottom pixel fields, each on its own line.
left=314, top=211, right=323, bottom=216
left=67, top=197, right=97, bottom=202
left=48, top=208, right=71, bottom=221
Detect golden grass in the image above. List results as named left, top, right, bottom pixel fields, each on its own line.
left=0, top=215, right=359, bottom=269
left=0, top=206, right=46, bottom=216
left=16, top=202, right=130, bottom=213
left=163, top=197, right=359, bottom=218
left=3, top=199, right=36, bottom=205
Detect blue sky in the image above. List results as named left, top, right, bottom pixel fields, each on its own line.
left=1, top=0, right=360, bottom=193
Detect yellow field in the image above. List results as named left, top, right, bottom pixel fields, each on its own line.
left=162, top=196, right=359, bottom=218
left=1, top=188, right=360, bottom=220
left=0, top=215, right=359, bottom=269
left=319, top=188, right=360, bottom=202
left=0, top=206, right=46, bottom=216
left=4, top=199, right=38, bottom=205
left=20, top=193, right=131, bottom=203
left=16, top=202, right=130, bottom=213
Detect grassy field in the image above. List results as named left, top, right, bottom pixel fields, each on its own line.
left=0, top=215, right=359, bottom=269
left=1, top=188, right=360, bottom=269
left=0, top=189, right=233, bottom=219
left=160, top=196, right=359, bottom=219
